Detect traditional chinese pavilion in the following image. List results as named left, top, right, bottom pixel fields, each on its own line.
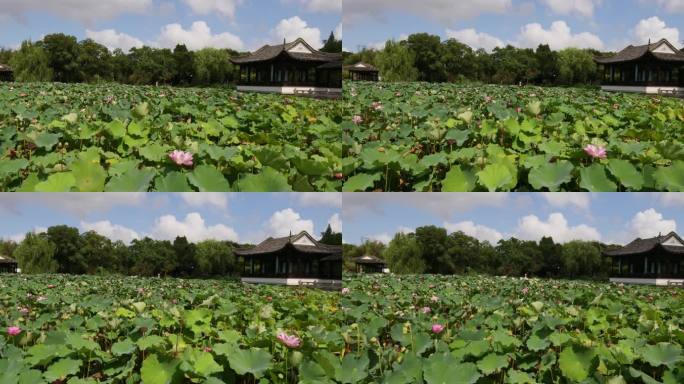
left=0, top=255, right=18, bottom=273
left=0, top=64, right=13, bottom=82
left=594, top=39, right=684, bottom=95
left=604, top=231, right=684, bottom=286
left=344, top=62, right=379, bottom=81
left=234, top=231, right=342, bottom=288
left=353, top=255, right=387, bottom=273
left=230, top=38, right=342, bottom=97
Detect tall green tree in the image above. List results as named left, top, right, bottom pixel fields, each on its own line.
left=441, top=39, right=476, bottom=82
left=129, top=238, right=176, bottom=276
left=173, top=236, right=196, bottom=276
left=406, top=33, right=446, bottom=82
left=383, top=233, right=425, bottom=274
left=173, top=44, right=195, bottom=85
left=195, top=240, right=235, bottom=276
left=414, top=226, right=450, bottom=274
left=320, top=224, right=342, bottom=245
left=557, top=48, right=599, bottom=85
left=376, top=40, right=418, bottom=82
left=10, top=41, right=53, bottom=82
left=46, top=225, right=84, bottom=274
left=320, top=31, right=342, bottom=53
left=41, top=33, right=82, bottom=82
left=78, top=231, right=114, bottom=274
left=14, top=233, right=59, bottom=274
left=194, top=48, right=234, bottom=85
left=78, top=39, right=112, bottom=83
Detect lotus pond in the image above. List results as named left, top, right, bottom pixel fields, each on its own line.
left=0, top=83, right=343, bottom=192
left=342, top=82, right=684, bottom=192
left=0, top=274, right=345, bottom=383
left=341, top=274, right=684, bottom=383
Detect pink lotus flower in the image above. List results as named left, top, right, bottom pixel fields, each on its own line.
left=371, top=101, right=383, bottom=111
left=36, top=296, right=47, bottom=302
left=7, top=326, right=21, bottom=336
left=521, top=287, right=529, bottom=294
left=484, top=95, right=492, bottom=103
left=18, top=307, right=29, bottom=315
left=352, top=115, right=363, bottom=125
left=47, top=284, right=56, bottom=289
left=137, top=287, right=145, bottom=294
left=277, top=332, right=301, bottom=349
left=421, top=306, right=431, bottom=314
left=584, top=144, right=607, bottom=159
left=169, top=150, right=194, bottom=166
left=395, top=92, right=402, bottom=97
left=430, top=295, right=439, bottom=303
left=431, top=324, right=444, bottom=334
left=203, top=346, right=213, bottom=353
left=516, top=107, right=522, bottom=113
left=341, top=287, right=350, bottom=294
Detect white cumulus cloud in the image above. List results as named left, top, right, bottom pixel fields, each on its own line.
left=516, top=20, right=604, bottom=50
left=271, top=16, right=323, bottom=48
left=648, top=0, right=684, bottom=13
left=540, top=0, right=602, bottom=17
left=0, top=0, right=152, bottom=23
left=266, top=208, right=315, bottom=237
left=85, top=29, right=143, bottom=52
left=632, top=16, right=680, bottom=45
left=156, top=21, right=244, bottom=50
left=182, top=0, right=241, bottom=19
left=179, top=193, right=230, bottom=210
left=444, top=221, right=504, bottom=244
left=328, top=213, right=342, bottom=232
left=296, top=193, right=341, bottom=207
left=151, top=212, right=239, bottom=242
left=541, top=192, right=591, bottom=210
left=628, top=209, right=677, bottom=239
left=514, top=212, right=601, bottom=242
left=344, top=0, right=512, bottom=25
left=80, top=220, right=140, bottom=244
left=445, top=28, right=504, bottom=52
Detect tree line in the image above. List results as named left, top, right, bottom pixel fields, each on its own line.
left=344, top=225, right=620, bottom=279
left=1, top=31, right=341, bottom=85
left=0, top=224, right=341, bottom=278
left=343, top=33, right=605, bottom=86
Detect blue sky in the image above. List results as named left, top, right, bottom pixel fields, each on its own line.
left=343, top=0, right=684, bottom=52
left=343, top=193, right=684, bottom=246
left=0, top=193, right=341, bottom=245
left=0, top=0, right=341, bottom=51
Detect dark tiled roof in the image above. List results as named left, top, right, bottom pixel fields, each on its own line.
left=0, top=64, right=12, bottom=72
left=604, top=231, right=684, bottom=256
left=344, top=62, right=379, bottom=72
left=595, top=39, right=684, bottom=64
left=230, top=38, right=342, bottom=64
left=0, top=255, right=17, bottom=264
left=234, top=231, right=342, bottom=256
left=353, top=255, right=386, bottom=265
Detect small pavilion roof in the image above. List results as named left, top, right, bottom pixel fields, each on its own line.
left=353, top=255, right=386, bottom=265
left=230, top=38, right=342, bottom=64
left=234, top=231, right=342, bottom=256
left=344, top=62, right=378, bottom=72
left=604, top=231, right=684, bottom=257
left=595, top=39, right=684, bottom=64
left=0, top=255, right=17, bottom=264
left=0, top=64, right=12, bottom=72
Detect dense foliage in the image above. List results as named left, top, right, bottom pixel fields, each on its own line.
left=343, top=33, right=602, bottom=86
left=341, top=274, right=684, bottom=383
left=0, top=274, right=342, bottom=383
left=344, top=226, right=611, bottom=279
left=0, top=82, right=343, bottom=192
left=342, top=82, right=684, bottom=192
left=4, top=225, right=240, bottom=278
left=4, top=32, right=340, bottom=86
